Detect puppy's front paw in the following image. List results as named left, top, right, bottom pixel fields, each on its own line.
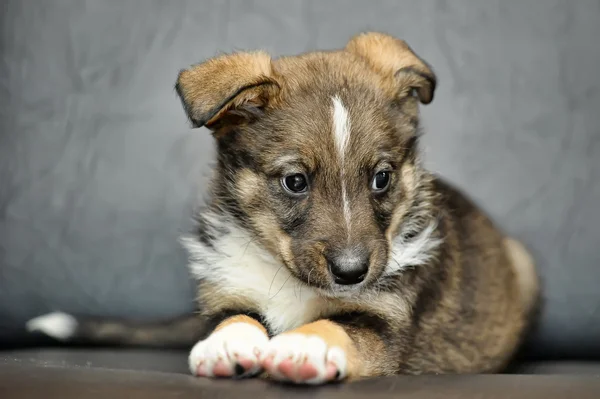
left=260, top=333, right=347, bottom=384
left=189, top=322, right=268, bottom=378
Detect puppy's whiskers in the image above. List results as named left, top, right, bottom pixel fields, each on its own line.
left=267, top=265, right=284, bottom=299
left=269, top=272, right=293, bottom=300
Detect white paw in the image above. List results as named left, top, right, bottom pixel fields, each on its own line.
left=260, top=333, right=347, bottom=384
left=25, top=312, right=78, bottom=340
left=188, top=322, right=268, bottom=378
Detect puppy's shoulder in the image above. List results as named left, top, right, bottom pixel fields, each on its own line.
left=431, top=176, right=481, bottom=216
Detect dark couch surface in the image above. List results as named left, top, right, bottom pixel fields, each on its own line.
left=1, top=349, right=600, bottom=398
left=3, top=349, right=600, bottom=376
left=1, top=0, right=600, bottom=370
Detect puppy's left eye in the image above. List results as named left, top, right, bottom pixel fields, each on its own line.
left=281, top=173, right=309, bottom=195
left=371, top=171, right=391, bottom=193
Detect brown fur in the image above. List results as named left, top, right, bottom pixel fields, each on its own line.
left=172, top=32, right=539, bottom=380
left=197, top=281, right=259, bottom=319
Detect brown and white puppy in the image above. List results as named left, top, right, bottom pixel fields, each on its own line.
left=27, top=32, right=539, bottom=384
left=174, top=32, right=539, bottom=383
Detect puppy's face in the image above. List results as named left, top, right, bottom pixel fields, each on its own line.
left=176, top=33, right=436, bottom=296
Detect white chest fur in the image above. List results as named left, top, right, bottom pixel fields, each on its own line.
left=181, top=218, right=327, bottom=335
left=182, top=213, right=439, bottom=334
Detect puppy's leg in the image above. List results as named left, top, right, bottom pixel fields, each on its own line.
left=261, top=318, right=395, bottom=384
left=504, top=237, right=539, bottom=316
left=189, top=314, right=269, bottom=378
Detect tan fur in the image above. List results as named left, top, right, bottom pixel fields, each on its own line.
left=236, top=168, right=265, bottom=207
left=504, top=238, right=540, bottom=315
left=385, top=161, right=420, bottom=243
left=176, top=51, right=280, bottom=128
left=215, top=315, right=268, bottom=337
left=346, top=32, right=436, bottom=103
left=198, top=282, right=258, bottom=317
left=276, top=234, right=295, bottom=271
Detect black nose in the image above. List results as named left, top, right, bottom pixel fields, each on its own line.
left=327, top=251, right=369, bottom=285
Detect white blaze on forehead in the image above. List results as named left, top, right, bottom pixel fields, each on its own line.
left=331, top=96, right=352, bottom=232
left=332, top=96, right=350, bottom=157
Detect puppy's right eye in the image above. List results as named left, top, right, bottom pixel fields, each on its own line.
left=281, top=174, right=308, bottom=195
left=371, top=171, right=391, bottom=193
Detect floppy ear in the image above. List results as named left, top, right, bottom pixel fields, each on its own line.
left=175, top=51, right=280, bottom=130
left=345, top=32, right=436, bottom=104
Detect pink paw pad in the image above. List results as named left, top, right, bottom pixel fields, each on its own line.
left=212, top=360, right=233, bottom=377
left=195, top=363, right=207, bottom=377
left=276, top=358, right=319, bottom=380
left=298, top=363, right=319, bottom=380
left=261, top=334, right=348, bottom=384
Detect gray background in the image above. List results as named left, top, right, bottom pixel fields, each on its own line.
left=1, top=1, right=599, bottom=357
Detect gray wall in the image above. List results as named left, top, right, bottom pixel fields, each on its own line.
left=1, top=0, right=599, bottom=357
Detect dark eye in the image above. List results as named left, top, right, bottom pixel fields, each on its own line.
left=281, top=173, right=308, bottom=194
left=371, top=171, right=391, bottom=193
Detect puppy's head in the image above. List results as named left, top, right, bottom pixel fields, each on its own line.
left=176, top=33, right=436, bottom=296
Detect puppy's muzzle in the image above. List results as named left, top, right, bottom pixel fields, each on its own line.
left=326, top=248, right=369, bottom=285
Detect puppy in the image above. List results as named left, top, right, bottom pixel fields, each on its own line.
left=27, top=32, right=539, bottom=384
